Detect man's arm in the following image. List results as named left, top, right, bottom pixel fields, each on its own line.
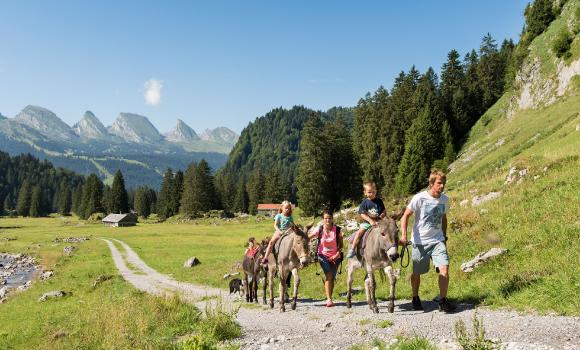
left=400, top=208, right=413, bottom=245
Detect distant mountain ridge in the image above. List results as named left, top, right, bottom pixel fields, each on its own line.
left=0, top=105, right=237, bottom=188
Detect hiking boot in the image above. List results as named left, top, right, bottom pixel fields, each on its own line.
left=412, top=296, right=424, bottom=311
left=438, top=297, right=457, bottom=313
left=346, top=249, right=355, bottom=258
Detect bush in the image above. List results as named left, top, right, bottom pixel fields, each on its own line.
left=553, top=29, right=573, bottom=59
left=197, top=301, right=241, bottom=342
left=454, top=312, right=500, bottom=350
left=87, top=212, right=105, bottom=222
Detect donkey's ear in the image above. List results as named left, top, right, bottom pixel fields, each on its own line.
left=390, top=208, right=405, bottom=221
left=305, top=220, right=315, bottom=231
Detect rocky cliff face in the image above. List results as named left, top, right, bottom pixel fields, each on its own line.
left=13, top=105, right=77, bottom=141
left=165, top=119, right=200, bottom=142
left=108, top=113, right=163, bottom=144
left=73, top=111, right=109, bottom=140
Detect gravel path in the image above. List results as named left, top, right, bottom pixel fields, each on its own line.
left=101, top=238, right=580, bottom=350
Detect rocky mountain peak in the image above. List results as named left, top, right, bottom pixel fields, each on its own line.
left=200, top=127, right=238, bottom=145
left=73, top=111, right=108, bottom=139
left=165, top=118, right=200, bottom=142
left=108, top=113, right=163, bottom=144
left=13, top=105, right=76, bottom=141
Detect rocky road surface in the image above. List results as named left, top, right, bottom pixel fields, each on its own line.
left=101, top=238, right=580, bottom=350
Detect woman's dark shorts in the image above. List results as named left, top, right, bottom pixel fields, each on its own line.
left=318, top=254, right=342, bottom=279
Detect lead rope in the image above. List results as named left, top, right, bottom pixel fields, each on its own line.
left=400, top=242, right=411, bottom=268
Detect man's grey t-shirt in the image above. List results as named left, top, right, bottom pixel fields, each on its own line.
left=407, top=191, right=449, bottom=245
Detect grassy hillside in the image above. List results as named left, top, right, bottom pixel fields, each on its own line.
left=440, top=0, right=580, bottom=315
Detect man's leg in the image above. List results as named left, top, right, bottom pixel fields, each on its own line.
left=438, top=265, right=449, bottom=298
left=411, top=273, right=421, bottom=297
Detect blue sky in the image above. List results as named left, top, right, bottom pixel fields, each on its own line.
left=0, top=1, right=528, bottom=134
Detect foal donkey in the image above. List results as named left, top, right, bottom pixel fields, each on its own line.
left=346, top=212, right=402, bottom=313
left=242, top=240, right=267, bottom=303
left=266, top=223, right=312, bottom=312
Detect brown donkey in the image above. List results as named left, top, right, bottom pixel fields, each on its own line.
left=266, top=223, right=312, bottom=312
left=346, top=213, right=402, bottom=313
left=242, top=240, right=267, bottom=303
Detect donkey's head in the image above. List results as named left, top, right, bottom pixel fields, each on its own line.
left=375, top=211, right=403, bottom=262
left=291, top=222, right=313, bottom=266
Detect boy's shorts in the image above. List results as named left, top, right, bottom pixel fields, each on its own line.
left=359, top=222, right=372, bottom=230
left=412, top=241, right=449, bottom=275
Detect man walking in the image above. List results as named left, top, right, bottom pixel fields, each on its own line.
left=400, top=169, right=456, bottom=312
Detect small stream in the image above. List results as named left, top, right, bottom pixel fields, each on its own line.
left=0, top=254, right=39, bottom=289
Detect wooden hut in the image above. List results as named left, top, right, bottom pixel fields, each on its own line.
left=102, top=213, right=138, bottom=227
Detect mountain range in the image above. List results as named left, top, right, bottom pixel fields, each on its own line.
left=0, top=105, right=238, bottom=188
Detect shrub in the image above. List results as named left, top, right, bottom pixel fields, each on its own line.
left=553, top=29, right=572, bottom=59
left=197, top=301, right=241, bottom=342
left=454, top=312, right=500, bottom=350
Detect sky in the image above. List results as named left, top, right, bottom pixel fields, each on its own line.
left=0, top=1, right=529, bottom=134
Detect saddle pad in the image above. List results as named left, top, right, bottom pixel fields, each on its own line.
left=274, top=229, right=292, bottom=256
left=246, top=246, right=259, bottom=259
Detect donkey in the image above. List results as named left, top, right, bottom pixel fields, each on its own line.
left=242, top=240, right=267, bottom=303
left=266, top=223, right=312, bottom=312
left=346, top=212, right=402, bottom=313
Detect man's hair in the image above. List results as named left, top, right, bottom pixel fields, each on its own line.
left=363, top=182, right=376, bottom=190
left=428, top=169, right=447, bottom=187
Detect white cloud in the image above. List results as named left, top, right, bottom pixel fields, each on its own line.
left=144, top=79, right=163, bottom=106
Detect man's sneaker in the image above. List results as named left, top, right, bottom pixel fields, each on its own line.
left=412, top=296, right=424, bottom=311
left=438, top=297, right=457, bottom=313
left=346, top=249, right=355, bottom=258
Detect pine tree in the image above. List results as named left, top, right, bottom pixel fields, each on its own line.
left=16, top=179, right=32, bottom=216
left=180, top=163, right=197, bottom=216
left=523, top=0, right=555, bottom=44
left=29, top=186, right=43, bottom=217
left=440, top=49, right=470, bottom=144
left=71, top=183, right=83, bottom=216
left=134, top=186, right=156, bottom=218
left=57, top=181, right=72, bottom=216
left=247, top=170, right=265, bottom=215
left=3, top=194, right=13, bottom=213
left=80, top=174, right=104, bottom=219
left=157, top=169, right=174, bottom=219
left=110, top=170, right=129, bottom=214
left=233, top=179, right=249, bottom=213
left=296, top=114, right=327, bottom=216
left=171, top=170, right=184, bottom=215
left=478, top=34, right=504, bottom=111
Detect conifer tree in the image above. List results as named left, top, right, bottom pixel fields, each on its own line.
left=71, top=183, right=83, bottom=216
left=16, top=179, right=32, bottom=216
left=233, top=179, right=249, bottom=213
left=134, top=186, right=156, bottom=218
left=3, top=194, right=13, bottom=213
left=296, top=114, right=327, bottom=216
left=180, top=163, right=197, bottom=216
left=29, top=186, right=43, bottom=217
left=477, top=34, right=504, bottom=111
left=157, top=169, right=175, bottom=219
left=57, top=181, right=72, bottom=215
left=440, top=49, right=470, bottom=143
left=109, top=170, right=129, bottom=214
left=80, top=174, right=104, bottom=219
left=247, top=170, right=265, bottom=215
left=171, top=170, right=184, bottom=215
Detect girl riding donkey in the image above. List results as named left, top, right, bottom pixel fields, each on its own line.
left=261, top=200, right=294, bottom=265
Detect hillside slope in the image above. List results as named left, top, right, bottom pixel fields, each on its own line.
left=441, top=0, right=579, bottom=315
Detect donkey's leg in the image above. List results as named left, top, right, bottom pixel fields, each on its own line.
left=268, top=268, right=275, bottom=309
left=346, top=261, right=354, bottom=308
left=291, top=268, right=299, bottom=310
left=366, top=269, right=379, bottom=313
left=262, top=274, right=267, bottom=305
left=385, top=265, right=397, bottom=313
left=279, top=269, right=286, bottom=312
left=244, top=274, right=250, bottom=302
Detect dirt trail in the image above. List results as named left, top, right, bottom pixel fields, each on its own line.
left=101, top=238, right=580, bottom=350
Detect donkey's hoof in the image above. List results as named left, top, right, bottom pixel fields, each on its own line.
left=291, top=301, right=296, bottom=310
left=280, top=306, right=285, bottom=313
left=388, top=304, right=394, bottom=313
left=346, top=302, right=352, bottom=309
left=373, top=307, right=379, bottom=314
left=269, top=302, right=274, bottom=309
